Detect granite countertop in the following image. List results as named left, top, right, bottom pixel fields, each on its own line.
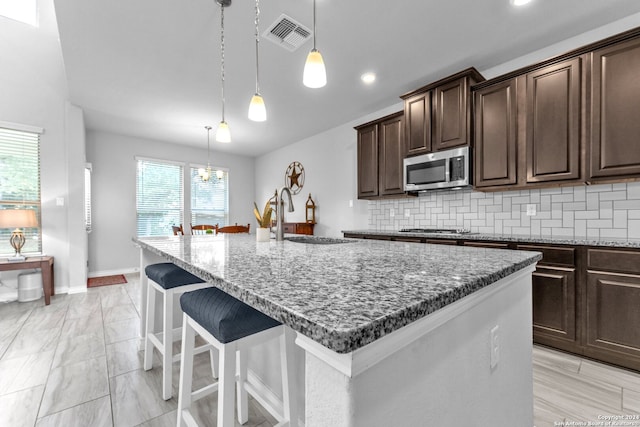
left=134, top=234, right=541, bottom=354
left=342, top=229, right=640, bottom=248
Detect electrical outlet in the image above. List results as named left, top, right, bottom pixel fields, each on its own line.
left=526, top=204, right=536, bottom=216
left=405, top=209, right=411, bottom=218
left=490, top=325, right=500, bottom=369
left=349, top=200, right=353, bottom=208
left=390, top=208, right=395, bottom=217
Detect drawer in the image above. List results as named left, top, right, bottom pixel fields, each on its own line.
left=282, top=224, right=296, bottom=234
left=588, top=248, right=640, bottom=275
left=462, top=241, right=509, bottom=249
left=425, top=239, right=458, bottom=246
left=517, top=244, right=575, bottom=267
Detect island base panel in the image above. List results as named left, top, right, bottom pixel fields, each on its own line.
left=303, top=273, right=533, bottom=427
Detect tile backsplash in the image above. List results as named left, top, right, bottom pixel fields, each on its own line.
left=368, top=182, right=640, bottom=239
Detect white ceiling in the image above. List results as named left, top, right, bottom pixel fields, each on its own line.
left=53, top=0, right=640, bottom=157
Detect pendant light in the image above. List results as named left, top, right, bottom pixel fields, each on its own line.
left=215, top=0, right=231, bottom=143
left=303, top=0, right=327, bottom=88
left=248, top=0, right=266, bottom=121
left=198, top=126, right=214, bottom=182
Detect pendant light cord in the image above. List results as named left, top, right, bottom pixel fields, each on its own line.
left=312, top=0, right=317, bottom=50
left=254, top=0, right=260, bottom=94
left=220, top=3, right=226, bottom=122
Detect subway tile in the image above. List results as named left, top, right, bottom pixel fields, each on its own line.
left=573, top=186, right=586, bottom=202
left=541, top=195, right=551, bottom=212
left=628, top=182, right=640, bottom=199
left=563, top=212, right=574, bottom=228
left=552, top=194, right=574, bottom=203
left=587, top=229, right=600, bottom=239
left=541, top=220, right=563, bottom=228
left=552, top=228, right=574, bottom=237
left=574, top=220, right=586, bottom=237
left=629, top=210, right=640, bottom=219
left=541, top=188, right=563, bottom=195
left=587, top=193, right=599, bottom=210
left=612, top=183, right=627, bottom=191
left=599, top=229, right=627, bottom=239
left=614, top=211, right=627, bottom=229
left=600, top=208, right=613, bottom=219
left=587, top=219, right=613, bottom=229
left=587, top=184, right=612, bottom=192
left=629, top=220, right=640, bottom=239
left=599, top=191, right=627, bottom=201
left=614, top=200, right=640, bottom=210
left=575, top=211, right=599, bottom=220
left=562, top=202, right=587, bottom=211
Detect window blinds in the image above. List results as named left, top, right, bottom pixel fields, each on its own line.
left=190, top=168, right=229, bottom=227
left=0, top=126, right=42, bottom=255
left=136, top=159, right=184, bottom=237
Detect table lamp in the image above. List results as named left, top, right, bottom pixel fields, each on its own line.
left=0, top=209, right=38, bottom=261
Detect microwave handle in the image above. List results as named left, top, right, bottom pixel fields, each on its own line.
left=445, top=157, right=450, bottom=182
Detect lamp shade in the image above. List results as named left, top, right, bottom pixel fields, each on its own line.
left=0, top=209, right=38, bottom=228
left=303, top=49, right=327, bottom=88
left=248, top=94, right=267, bottom=122
left=216, top=121, right=231, bottom=143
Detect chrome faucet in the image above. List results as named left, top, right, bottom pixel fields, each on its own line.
left=275, top=186, right=294, bottom=241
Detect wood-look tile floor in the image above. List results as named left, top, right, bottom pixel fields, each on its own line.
left=0, top=273, right=639, bottom=426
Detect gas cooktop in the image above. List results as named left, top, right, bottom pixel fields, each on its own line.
left=399, top=228, right=474, bottom=235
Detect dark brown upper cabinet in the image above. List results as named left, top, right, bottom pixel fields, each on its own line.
left=401, top=68, right=484, bottom=157
left=403, top=92, right=431, bottom=156
left=356, top=112, right=405, bottom=199
left=590, top=36, right=640, bottom=181
left=474, top=79, right=518, bottom=188
left=526, top=57, right=582, bottom=184
left=473, top=57, right=584, bottom=190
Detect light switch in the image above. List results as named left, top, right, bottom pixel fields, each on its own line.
left=526, top=204, right=536, bottom=216
left=56, top=197, right=65, bottom=206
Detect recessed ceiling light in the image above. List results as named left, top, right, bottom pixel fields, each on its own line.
left=511, top=0, right=532, bottom=6
left=361, top=72, right=376, bottom=84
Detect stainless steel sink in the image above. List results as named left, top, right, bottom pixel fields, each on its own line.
left=285, top=236, right=355, bottom=245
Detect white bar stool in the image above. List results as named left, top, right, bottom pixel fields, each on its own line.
left=177, top=287, right=298, bottom=427
left=143, top=262, right=216, bottom=400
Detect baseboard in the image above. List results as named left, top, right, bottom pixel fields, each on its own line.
left=88, top=267, right=139, bottom=278
left=246, top=369, right=305, bottom=427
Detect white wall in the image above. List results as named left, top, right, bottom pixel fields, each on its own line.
left=0, top=0, right=78, bottom=293
left=254, top=102, right=402, bottom=238
left=255, top=13, right=640, bottom=238
left=86, top=130, right=255, bottom=275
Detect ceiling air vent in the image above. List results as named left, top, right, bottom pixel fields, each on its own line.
left=262, top=14, right=311, bottom=52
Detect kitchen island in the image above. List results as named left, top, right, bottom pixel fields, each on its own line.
left=134, top=234, right=541, bottom=427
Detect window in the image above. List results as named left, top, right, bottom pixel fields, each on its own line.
left=190, top=167, right=229, bottom=227
left=0, top=0, right=38, bottom=26
left=0, top=125, right=42, bottom=255
left=136, top=159, right=183, bottom=237
left=85, top=164, right=92, bottom=233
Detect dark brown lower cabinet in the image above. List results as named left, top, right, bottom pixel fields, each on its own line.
left=517, top=244, right=579, bottom=353
left=282, top=222, right=315, bottom=235
left=584, top=248, right=640, bottom=371
left=344, top=232, right=640, bottom=371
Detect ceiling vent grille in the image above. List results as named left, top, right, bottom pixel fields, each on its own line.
left=262, top=14, right=311, bottom=52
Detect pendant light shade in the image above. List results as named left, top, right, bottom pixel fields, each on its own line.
left=248, top=0, right=267, bottom=122
left=215, top=121, right=231, bottom=143
left=303, top=49, right=326, bottom=88
left=216, top=0, right=231, bottom=142
left=248, top=94, right=266, bottom=121
left=303, top=0, right=326, bottom=88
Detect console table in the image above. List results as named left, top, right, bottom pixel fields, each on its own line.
left=0, top=256, right=54, bottom=305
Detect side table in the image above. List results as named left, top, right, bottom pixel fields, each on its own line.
left=0, top=256, right=55, bottom=305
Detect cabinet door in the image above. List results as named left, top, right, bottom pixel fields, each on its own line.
left=526, top=58, right=581, bottom=183
left=404, top=92, right=431, bottom=156
left=474, top=80, right=518, bottom=187
left=433, top=77, right=469, bottom=151
left=357, top=124, right=378, bottom=198
left=379, top=114, right=405, bottom=196
left=590, top=37, right=640, bottom=179
left=585, top=271, right=640, bottom=370
left=531, top=266, right=577, bottom=345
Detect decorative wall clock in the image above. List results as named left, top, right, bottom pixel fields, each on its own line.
left=284, top=161, right=305, bottom=195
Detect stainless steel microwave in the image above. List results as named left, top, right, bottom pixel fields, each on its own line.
left=403, top=146, right=471, bottom=192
